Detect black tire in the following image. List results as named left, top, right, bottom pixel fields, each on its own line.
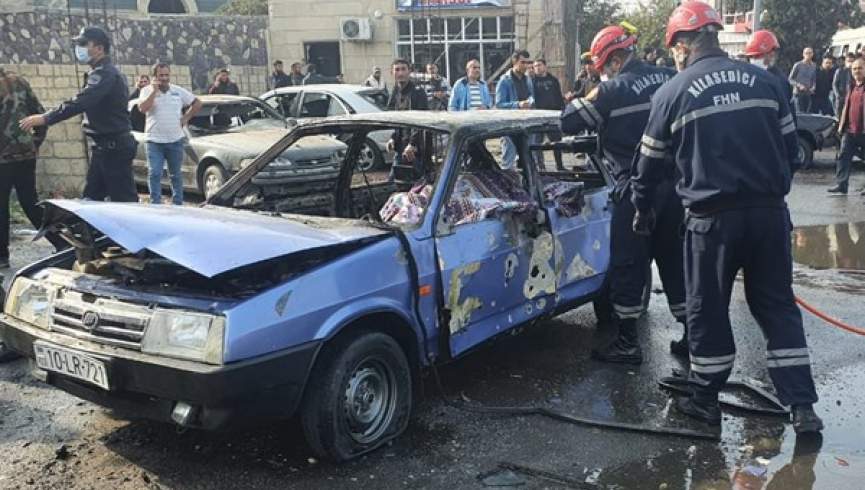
left=300, top=331, right=412, bottom=462
left=0, top=341, right=21, bottom=363
left=797, top=136, right=814, bottom=169
left=356, top=138, right=384, bottom=172
left=593, top=261, right=652, bottom=325
left=200, top=162, right=228, bottom=199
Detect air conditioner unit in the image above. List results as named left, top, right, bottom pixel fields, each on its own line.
left=340, top=18, right=372, bottom=41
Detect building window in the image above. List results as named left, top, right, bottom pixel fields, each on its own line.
left=395, top=16, right=515, bottom=83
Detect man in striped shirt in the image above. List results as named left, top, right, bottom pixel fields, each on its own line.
left=449, top=59, right=491, bottom=111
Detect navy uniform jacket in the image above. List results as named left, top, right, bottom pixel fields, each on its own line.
left=631, top=48, right=797, bottom=213
left=561, top=59, right=675, bottom=196
left=44, top=57, right=131, bottom=137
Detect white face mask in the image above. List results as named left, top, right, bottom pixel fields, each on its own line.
left=750, top=58, right=769, bottom=70
left=75, top=45, right=91, bottom=64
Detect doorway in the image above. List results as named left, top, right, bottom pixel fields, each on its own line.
left=304, top=42, right=342, bottom=77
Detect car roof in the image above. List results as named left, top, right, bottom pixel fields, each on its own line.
left=199, top=95, right=260, bottom=104
left=295, top=110, right=561, bottom=133
left=265, top=84, right=382, bottom=95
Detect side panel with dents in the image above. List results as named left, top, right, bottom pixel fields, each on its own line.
left=223, top=236, right=438, bottom=363
left=436, top=218, right=556, bottom=357
left=549, top=188, right=612, bottom=305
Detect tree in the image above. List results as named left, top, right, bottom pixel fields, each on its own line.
left=216, top=0, right=267, bottom=16
left=762, top=0, right=865, bottom=70
left=627, top=0, right=678, bottom=54
left=572, top=0, right=624, bottom=55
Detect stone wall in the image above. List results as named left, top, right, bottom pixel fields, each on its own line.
left=0, top=8, right=269, bottom=195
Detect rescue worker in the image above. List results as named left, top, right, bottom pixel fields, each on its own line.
left=19, top=26, right=138, bottom=202
left=561, top=24, right=687, bottom=364
left=630, top=2, right=822, bottom=433
left=744, top=30, right=794, bottom=108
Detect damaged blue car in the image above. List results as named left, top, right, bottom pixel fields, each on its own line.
left=0, top=111, right=613, bottom=461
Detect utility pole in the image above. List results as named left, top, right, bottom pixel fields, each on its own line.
left=753, top=0, right=763, bottom=31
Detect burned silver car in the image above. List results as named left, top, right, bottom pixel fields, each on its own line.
left=1, top=111, right=613, bottom=462
left=129, top=95, right=346, bottom=198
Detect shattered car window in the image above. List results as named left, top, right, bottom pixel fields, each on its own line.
left=442, top=138, right=536, bottom=227
left=188, top=101, right=284, bottom=134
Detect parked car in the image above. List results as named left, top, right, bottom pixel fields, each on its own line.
left=0, top=111, right=613, bottom=462
left=259, top=84, right=392, bottom=171
left=129, top=95, right=347, bottom=198
left=796, top=112, right=838, bottom=168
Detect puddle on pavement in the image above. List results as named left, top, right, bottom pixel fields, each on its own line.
left=479, top=366, right=865, bottom=489
left=792, top=222, right=865, bottom=271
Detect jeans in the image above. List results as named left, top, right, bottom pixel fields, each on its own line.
left=501, top=136, right=517, bottom=170
left=794, top=92, right=812, bottom=113
left=811, top=96, right=833, bottom=116
left=147, top=139, right=185, bottom=205
left=835, top=132, right=865, bottom=191
left=0, top=160, right=41, bottom=260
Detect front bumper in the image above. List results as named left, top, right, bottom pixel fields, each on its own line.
left=1, top=314, right=321, bottom=429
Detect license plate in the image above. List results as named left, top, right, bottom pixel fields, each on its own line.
left=33, top=341, right=109, bottom=390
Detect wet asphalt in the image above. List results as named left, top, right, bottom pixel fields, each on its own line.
left=0, top=152, right=864, bottom=489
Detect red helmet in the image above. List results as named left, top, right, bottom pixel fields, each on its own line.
left=743, top=30, right=780, bottom=58
left=665, top=1, right=724, bottom=48
left=590, top=25, right=638, bottom=70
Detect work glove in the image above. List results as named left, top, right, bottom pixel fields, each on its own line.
left=632, top=208, right=656, bottom=236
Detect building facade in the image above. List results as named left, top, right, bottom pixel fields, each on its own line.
left=268, top=0, right=546, bottom=85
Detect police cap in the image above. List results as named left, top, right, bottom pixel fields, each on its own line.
left=73, top=26, right=111, bottom=51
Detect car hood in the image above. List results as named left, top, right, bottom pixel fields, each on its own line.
left=43, top=200, right=389, bottom=278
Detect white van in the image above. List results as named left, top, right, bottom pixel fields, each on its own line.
left=830, top=26, right=865, bottom=57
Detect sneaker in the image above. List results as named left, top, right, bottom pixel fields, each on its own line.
left=675, top=396, right=722, bottom=425
left=827, top=186, right=848, bottom=195
left=791, top=405, right=824, bottom=434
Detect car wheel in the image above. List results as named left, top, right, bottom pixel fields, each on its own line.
left=356, top=138, right=384, bottom=172
left=0, top=341, right=21, bottom=363
left=200, top=162, right=228, bottom=199
left=301, top=331, right=412, bottom=462
left=797, top=136, right=814, bottom=169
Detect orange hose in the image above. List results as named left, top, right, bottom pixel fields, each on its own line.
left=795, top=296, right=865, bottom=336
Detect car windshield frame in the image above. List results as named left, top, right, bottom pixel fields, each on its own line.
left=187, top=100, right=286, bottom=135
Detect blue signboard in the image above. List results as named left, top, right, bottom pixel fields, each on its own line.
left=396, top=0, right=512, bottom=11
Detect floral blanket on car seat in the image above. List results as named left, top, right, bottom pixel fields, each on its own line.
left=540, top=176, right=584, bottom=217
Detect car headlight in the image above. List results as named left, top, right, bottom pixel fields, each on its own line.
left=141, top=310, right=225, bottom=364
left=3, top=278, right=53, bottom=329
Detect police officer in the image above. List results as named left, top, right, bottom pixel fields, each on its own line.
left=19, top=26, right=138, bottom=202
left=630, top=2, right=822, bottom=433
left=561, top=24, right=687, bottom=364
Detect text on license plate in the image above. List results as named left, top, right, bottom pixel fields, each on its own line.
left=33, top=342, right=109, bottom=390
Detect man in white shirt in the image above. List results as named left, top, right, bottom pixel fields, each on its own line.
left=138, top=63, right=201, bottom=204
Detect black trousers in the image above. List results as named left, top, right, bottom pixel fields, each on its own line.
left=0, top=159, right=43, bottom=259
left=610, top=181, right=686, bottom=322
left=684, top=206, right=818, bottom=406
left=84, top=134, right=139, bottom=202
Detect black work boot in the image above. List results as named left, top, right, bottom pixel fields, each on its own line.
left=675, top=394, right=722, bottom=425
left=591, top=319, right=642, bottom=365
left=791, top=404, right=824, bottom=434
left=670, top=325, right=688, bottom=358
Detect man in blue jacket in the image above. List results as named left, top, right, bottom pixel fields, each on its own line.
left=449, top=59, right=492, bottom=111
left=496, top=50, right=535, bottom=169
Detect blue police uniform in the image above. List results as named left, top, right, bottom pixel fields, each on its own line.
left=631, top=48, right=818, bottom=407
left=561, top=59, right=686, bottom=333
left=44, top=57, right=138, bottom=202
